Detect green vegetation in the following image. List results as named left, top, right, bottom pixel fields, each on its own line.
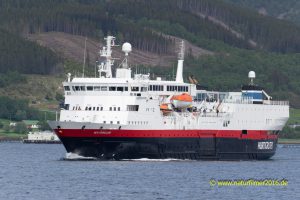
left=0, top=28, right=61, bottom=74
left=225, top=0, right=300, bottom=25
left=278, top=138, right=300, bottom=144
left=0, top=0, right=300, bottom=140
left=0, top=0, right=299, bottom=106
left=0, top=71, right=26, bottom=87
left=0, top=96, right=41, bottom=121
left=279, top=108, right=300, bottom=139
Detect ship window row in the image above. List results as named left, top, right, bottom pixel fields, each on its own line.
left=85, top=106, right=104, bottom=111
left=66, top=86, right=149, bottom=92
left=167, top=86, right=188, bottom=92
left=109, top=107, right=121, bottom=111
left=128, top=121, right=149, bottom=125
left=149, top=85, right=164, bottom=91
left=103, top=121, right=120, bottom=124
left=127, top=105, right=139, bottom=111
left=66, top=85, right=188, bottom=93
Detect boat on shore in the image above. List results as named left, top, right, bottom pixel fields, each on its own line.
left=23, top=131, right=61, bottom=144
left=48, top=36, right=289, bottom=160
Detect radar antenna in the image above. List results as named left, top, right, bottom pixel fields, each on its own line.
left=248, top=71, right=256, bottom=85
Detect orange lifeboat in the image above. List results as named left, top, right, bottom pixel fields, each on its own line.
left=160, top=103, right=173, bottom=114
left=171, top=93, right=192, bottom=108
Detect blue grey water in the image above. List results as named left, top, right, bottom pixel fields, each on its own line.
left=0, top=143, right=299, bottom=200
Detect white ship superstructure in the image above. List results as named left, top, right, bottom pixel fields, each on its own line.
left=49, top=36, right=289, bottom=160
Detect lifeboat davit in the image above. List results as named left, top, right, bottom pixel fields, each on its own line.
left=160, top=103, right=173, bottom=114
left=171, top=93, right=192, bottom=108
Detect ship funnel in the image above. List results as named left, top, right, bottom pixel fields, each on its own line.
left=176, top=40, right=185, bottom=83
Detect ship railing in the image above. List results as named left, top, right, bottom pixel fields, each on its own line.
left=263, top=100, right=289, bottom=106
left=222, top=98, right=252, bottom=104
left=199, top=112, right=226, bottom=118
left=222, top=99, right=289, bottom=106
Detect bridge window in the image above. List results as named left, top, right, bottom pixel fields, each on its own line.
left=117, top=87, right=124, bottom=91
left=101, top=86, right=107, bottom=91
left=64, top=86, right=70, bottom=91
left=149, top=85, right=163, bottom=91
left=131, top=87, right=139, bottom=91
left=87, top=86, right=93, bottom=91
left=94, top=86, right=100, bottom=91
left=141, top=87, right=147, bottom=92
left=109, top=87, right=116, bottom=91
left=127, top=105, right=139, bottom=111
left=74, top=86, right=80, bottom=91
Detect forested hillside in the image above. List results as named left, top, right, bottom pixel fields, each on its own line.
left=225, top=0, right=300, bottom=25
left=1, top=0, right=300, bottom=108
left=0, top=28, right=60, bottom=74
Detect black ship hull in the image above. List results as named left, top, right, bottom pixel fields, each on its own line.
left=59, top=137, right=277, bottom=160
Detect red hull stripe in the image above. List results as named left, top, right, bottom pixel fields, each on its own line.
left=54, top=129, right=278, bottom=140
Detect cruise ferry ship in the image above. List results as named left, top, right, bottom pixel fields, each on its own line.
left=49, top=36, right=289, bottom=160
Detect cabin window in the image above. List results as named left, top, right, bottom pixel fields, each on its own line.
left=103, top=121, right=106, bottom=124
left=109, top=107, right=112, bottom=111
left=80, top=86, right=85, bottom=91
left=93, top=107, right=95, bottom=111
left=131, top=87, right=139, bottom=91
left=114, top=107, right=116, bottom=111
left=141, top=87, right=147, bottom=92
left=87, top=86, right=93, bottom=91
left=127, top=105, right=139, bottom=111
left=74, top=86, right=80, bottom=91
left=125, top=87, right=128, bottom=91
left=118, top=107, right=120, bottom=111
left=101, top=107, right=103, bottom=111
left=94, top=86, right=100, bottom=91
left=109, top=87, right=116, bottom=91
left=101, top=86, right=107, bottom=91
left=64, top=86, right=70, bottom=91
left=97, top=107, right=99, bottom=111
left=148, top=85, right=163, bottom=91
left=117, top=87, right=124, bottom=91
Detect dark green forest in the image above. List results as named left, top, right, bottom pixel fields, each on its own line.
left=1, top=0, right=300, bottom=108
left=0, top=96, right=42, bottom=121
left=225, top=0, right=300, bottom=25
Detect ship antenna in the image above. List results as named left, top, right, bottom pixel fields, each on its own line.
left=176, top=40, right=185, bottom=83
left=98, top=36, right=116, bottom=78
left=82, top=37, right=87, bottom=78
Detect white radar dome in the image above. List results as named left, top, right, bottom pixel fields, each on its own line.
left=122, top=42, right=132, bottom=55
left=248, top=71, right=256, bottom=79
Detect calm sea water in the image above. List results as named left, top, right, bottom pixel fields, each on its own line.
left=0, top=142, right=299, bottom=200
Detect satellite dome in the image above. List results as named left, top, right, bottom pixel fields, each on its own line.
left=122, top=42, right=132, bottom=55
left=248, top=71, right=256, bottom=79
